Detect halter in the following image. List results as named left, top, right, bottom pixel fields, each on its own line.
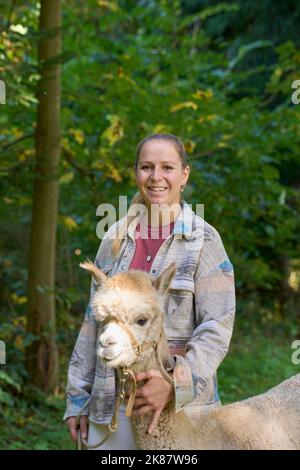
left=103, top=315, right=158, bottom=360
left=103, top=314, right=160, bottom=426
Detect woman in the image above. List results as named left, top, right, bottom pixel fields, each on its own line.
left=64, top=133, right=236, bottom=449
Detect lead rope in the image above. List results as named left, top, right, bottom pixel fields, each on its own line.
left=76, top=366, right=137, bottom=450
left=75, top=396, right=111, bottom=450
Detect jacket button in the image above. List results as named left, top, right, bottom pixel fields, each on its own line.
left=152, top=269, right=156, bottom=274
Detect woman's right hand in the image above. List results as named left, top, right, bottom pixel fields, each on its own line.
left=67, top=415, right=88, bottom=442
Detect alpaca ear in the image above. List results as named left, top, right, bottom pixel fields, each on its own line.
left=79, top=260, right=107, bottom=289
left=152, top=262, right=176, bottom=294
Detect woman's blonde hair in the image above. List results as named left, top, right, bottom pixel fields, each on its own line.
left=111, top=133, right=187, bottom=259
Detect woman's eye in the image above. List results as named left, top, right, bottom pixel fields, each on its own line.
left=136, top=318, right=148, bottom=326
left=164, top=166, right=173, bottom=171
left=140, top=165, right=150, bottom=170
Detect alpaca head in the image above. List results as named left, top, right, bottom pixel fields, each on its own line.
left=80, top=261, right=176, bottom=368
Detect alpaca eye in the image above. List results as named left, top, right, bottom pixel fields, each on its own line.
left=136, top=318, right=148, bottom=326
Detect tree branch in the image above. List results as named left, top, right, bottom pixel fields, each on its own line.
left=1, top=133, right=34, bottom=152
left=62, top=146, right=95, bottom=176
left=193, top=148, right=217, bottom=158
left=6, top=0, right=17, bottom=29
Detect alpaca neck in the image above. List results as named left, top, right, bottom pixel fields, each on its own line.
left=127, top=330, right=220, bottom=449
left=132, top=329, right=171, bottom=375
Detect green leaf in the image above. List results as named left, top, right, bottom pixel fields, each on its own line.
left=0, top=371, right=22, bottom=393
left=59, top=172, right=74, bottom=185
left=0, top=388, right=15, bottom=406
left=229, top=40, right=274, bottom=70
left=179, top=3, right=240, bottom=29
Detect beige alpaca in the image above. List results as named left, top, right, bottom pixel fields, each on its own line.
left=81, top=261, right=300, bottom=450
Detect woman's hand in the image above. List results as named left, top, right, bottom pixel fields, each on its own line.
left=132, top=369, right=174, bottom=434
left=67, top=415, right=88, bottom=442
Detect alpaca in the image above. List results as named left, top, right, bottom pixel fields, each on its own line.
left=81, top=261, right=300, bottom=450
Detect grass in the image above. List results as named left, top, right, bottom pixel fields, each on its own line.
left=0, top=323, right=299, bottom=450
left=218, top=323, right=299, bottom=404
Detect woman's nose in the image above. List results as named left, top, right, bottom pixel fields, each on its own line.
left=150, top=167, right=163, bottom=180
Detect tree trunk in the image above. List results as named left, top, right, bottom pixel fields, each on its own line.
left=26, top=0, right=62, bottom=392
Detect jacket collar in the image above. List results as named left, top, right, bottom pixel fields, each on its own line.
left=173, top=201, right=193, bottom=240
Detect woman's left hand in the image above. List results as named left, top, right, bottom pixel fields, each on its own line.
left=131, top=369, right=174, bottom=433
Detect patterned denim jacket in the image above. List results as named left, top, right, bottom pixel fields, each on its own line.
left=64, top=202, right=235, bottom=424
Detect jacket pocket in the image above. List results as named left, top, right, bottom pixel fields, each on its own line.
left=164, top=287, right=195, bottom=340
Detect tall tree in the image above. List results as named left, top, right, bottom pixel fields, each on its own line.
left=26, top=0, right=62, bottom=391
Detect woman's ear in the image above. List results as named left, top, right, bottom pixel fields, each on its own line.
left=182, top=165, right=190, bottom=186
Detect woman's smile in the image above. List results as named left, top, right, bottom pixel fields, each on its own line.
left=147, top=185, right=168, bottom=197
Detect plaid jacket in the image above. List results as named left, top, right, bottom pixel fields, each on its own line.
left=64, top=202, right=235, bottom=423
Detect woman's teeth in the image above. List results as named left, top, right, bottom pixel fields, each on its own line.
left=148, top=187, right=167, bottom=192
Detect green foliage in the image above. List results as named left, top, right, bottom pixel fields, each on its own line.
left=0, top=0, right=299, bottom=449
left=1, top=0, right=299, bottom=310
left=0, top=385, right=73, bottom=450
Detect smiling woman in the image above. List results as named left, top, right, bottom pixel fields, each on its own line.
left=134, top=135, right=189, bottom=227
left=64, top=133, right=236, bottom=450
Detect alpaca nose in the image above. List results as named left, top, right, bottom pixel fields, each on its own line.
left=99, top=332, right=116, bottom=348
left=98, top=326, right=123, bottom=361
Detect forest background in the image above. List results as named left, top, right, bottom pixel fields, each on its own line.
left=0, top=0, right=299, bottom=449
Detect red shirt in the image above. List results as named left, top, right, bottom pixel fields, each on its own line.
left=129, top=221, right=175, bottom=273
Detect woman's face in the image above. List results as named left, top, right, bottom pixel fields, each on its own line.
left=135, top=140, right=190, bottom=208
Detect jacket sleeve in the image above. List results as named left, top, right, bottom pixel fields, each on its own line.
left=172, top=226, right=236, bottom=412
left=63, top=223, right=119, bottom=420
left=63, top=294, right=98, bottom=420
